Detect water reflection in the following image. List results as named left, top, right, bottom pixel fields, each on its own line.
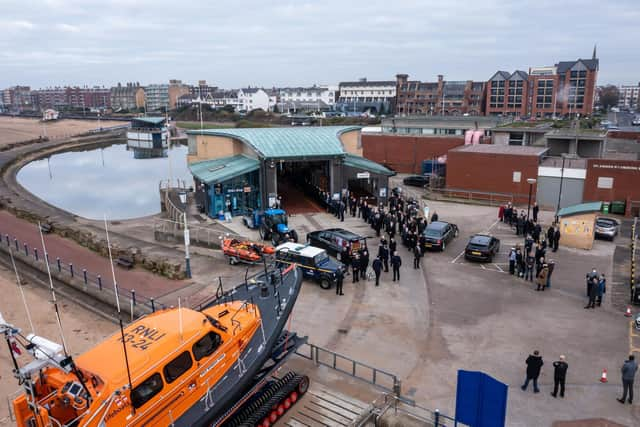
left=17, top=141, right=192, bottom=220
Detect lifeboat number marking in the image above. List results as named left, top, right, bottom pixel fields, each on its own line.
left=118, top=325, right=167, bottom=350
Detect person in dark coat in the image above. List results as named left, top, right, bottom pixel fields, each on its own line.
left=532, top=222, right=542, bottom=242
left=596, top=273, right=606, bottom=306
left=551, top=355, right=568, bottom=398
left=547, top=226, right=554, bottom=244
left=618, top=355, right=638, bottom=404
left=391, top=251, right=402, bottom=282
left=372, top=257, right=382, bottom=286
left=351, top=254, right=360, bottom=283
left=360, top=249, right=370, bottom=280
left=553, top=227, right=561, bottom=252
left=413, top=244, right=422, bottom=269
left=341, top=246, right=351, bottom=274
left=585, top=276, right=598, bottom=308
left=335, top=268, right=344, bottom=295
left=525, top=253, right=535, bottom=282
left=389, top=238, right=397, bottom=255
left=515, top=248, right=524, bottom=277
left=378, top=243, right=389, bottom=272
left=532, top=202, right=539, bottom=223
left=430, top=211, right=439, bottom=223
left=521, top=350, right=544, bottom=393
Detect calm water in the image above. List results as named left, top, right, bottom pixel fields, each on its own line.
left=17, top=142, right=192, bottom=220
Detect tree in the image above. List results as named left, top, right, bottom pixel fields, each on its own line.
left=598, top=85, right=619, bottom=111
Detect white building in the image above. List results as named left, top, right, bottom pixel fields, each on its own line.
left=337, top=78, right=396, bottom=114
left=277, top=85, right=338, bottom=112
left=237, top=88, right=275, bottom=112
left=145, top=84, right=169, bottom=111
left=618, top=83, right=640, bottom=110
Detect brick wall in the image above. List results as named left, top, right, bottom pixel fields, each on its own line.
left=445, top=151, right=540, bottom=204
left=583, top=159, right=640, bottom=215
left=362, top=134, right=464, bottom=174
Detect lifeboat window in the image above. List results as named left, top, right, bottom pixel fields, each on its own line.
left=163, top=351, right=193, bottom=384
left=131, top=373, right=164, bottom=409
left=193, top=331, right=223, bottom=361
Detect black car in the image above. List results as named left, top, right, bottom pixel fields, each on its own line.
left=306, top=228, right=367, bottom=260
left=275, top=242, right=345, bottom=289
left=464, top=234, right=501, bottom=262
left=403, top=175, right=429, bottom=187
left=422, top=221, right=458, bottom=251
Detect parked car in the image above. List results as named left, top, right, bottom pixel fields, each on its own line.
left=464, top=234, right=501, bottom=262
left=632, top=117, right=640, bottom=126
left=422, top=221, right=459, bottom=251
left=306, top=228, right=367, bottom=260
left=403, top=175, right=429, bottom=187
left=595, top=217, right=619, bottom=240
left=275, top=242, right=345, bottom=290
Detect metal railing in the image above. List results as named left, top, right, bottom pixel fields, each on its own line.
left=0, top=229, right=165, bottom=317
left=153, top=218, right=245, bottom=249
left=353, top=393, right=467, bottom=427
left=295, top=342, right=403, bottom=400
left=429, top=187, right=516, bottom=206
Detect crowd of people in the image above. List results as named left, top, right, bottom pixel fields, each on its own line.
left=501, top=202, right=561, bottom=291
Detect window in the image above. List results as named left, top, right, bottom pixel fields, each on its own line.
left=193, top=331, right=223, bottom=361
left=163, top=351, right=193, bottom=384
left=131, top=373, right=163, bottom=409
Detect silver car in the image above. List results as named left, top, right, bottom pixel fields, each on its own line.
left=595, top=217, right=619, bottom=240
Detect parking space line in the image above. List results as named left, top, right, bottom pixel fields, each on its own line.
left=451, top=250, right=465, bottom=264
left=480, top=264, right=486, bottom=270
left=494, top=264, right=504, bottom=272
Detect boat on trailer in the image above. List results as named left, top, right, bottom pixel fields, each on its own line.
left=2, top=262, right=302, bottom=427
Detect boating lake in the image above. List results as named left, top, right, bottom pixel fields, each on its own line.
left=17, top=142, right=192, bottom=220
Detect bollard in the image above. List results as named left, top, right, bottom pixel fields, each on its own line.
left=151, top=298, right=155, bottom=313
left=434, top=409, right=440, bottom=427
left=83, top=269, right=88, bottom=285
left=34, top=248, right=38, bottom=261
left=14, top=238, right=18, bottom=251
left=97, top=275, right=102, bottom=290
left=57, top=257, right=61, bottom=272
left=24, top=243, right=28, bottom=256
left=69, top=263, right=74, bottom=277
left=131, top=289, right=136, bottom=306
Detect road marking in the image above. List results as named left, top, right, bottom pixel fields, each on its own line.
left=480, top=264, right=486, bottom=270
left=494, top=264, right=504, bottom=272
left=451, top=250, right=465, bottom=264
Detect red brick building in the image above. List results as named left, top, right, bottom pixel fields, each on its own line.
left=395, top=74, right=485, bottom=116
left=445, top=145, right=548, bottom=203
left=485, top=55, right=599, bottom=118
left=362, top=134, right=465, bottom=174
left=583, top=159, right=640, bottom=216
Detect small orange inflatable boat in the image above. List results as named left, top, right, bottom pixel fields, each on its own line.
left=223, top=238, right=275, bottom=264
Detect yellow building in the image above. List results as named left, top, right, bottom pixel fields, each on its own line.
left=557, top=202, right=602, bottom=250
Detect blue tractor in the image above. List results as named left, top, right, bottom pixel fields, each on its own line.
left=243, top=208, right=299, bottom=246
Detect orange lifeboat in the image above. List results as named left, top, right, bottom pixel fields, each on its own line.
left=222, top=238, right=275, bottom=265
left=4, top=263, right=301, bottom=427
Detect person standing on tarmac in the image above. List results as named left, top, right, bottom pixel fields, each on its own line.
left=551, top=355, right=568, bottom=398
left=378, top=243, right=389, bottom=272
left=335, top=268, right=344, bottom=296
left=372, top=256, right=382, bottom=286
left=391, top=251, right=402, bottom=282
left=389, top=237, right=397, bottom=255
left=413, top=244, right=422, bottom=269
left=360, top=247, right=370, bottom=280
left=521, top=350, right=544, bottom=393
left=585, top=276, right=598, bottom=308
left=351, top=254, right=360, bottom=283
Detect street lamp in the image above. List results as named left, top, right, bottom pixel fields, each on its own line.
left=526, top=178, right=537, bottom=222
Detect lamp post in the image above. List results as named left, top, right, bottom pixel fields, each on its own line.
left=526, top=178, right=537, bottom=222
left=555, top=155, right=567, bottom=224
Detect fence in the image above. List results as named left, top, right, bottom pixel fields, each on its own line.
left=354, top=393, right=467, bottom=427
left=159, top=180, right=190, bottom=224
left=0, top=228, right=165, bottom=318
left=429, top=188, right=515, bottom=206
left=153, top=218, right=246, bottom=249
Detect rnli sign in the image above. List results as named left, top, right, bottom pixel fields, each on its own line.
left=119, top=324, right=167, bottom=351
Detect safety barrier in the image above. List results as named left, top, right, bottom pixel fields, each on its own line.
left=429, top=188, right=516, bottom=206
left=153, top=217, right=246, bottom=249
left=0, top=228, right=165, bottom=317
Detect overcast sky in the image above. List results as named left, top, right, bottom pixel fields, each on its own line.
left=1, top=0, right=638, bottom=89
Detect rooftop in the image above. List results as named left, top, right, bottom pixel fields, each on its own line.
left=451, top=145, right=549, bottom=156
left=557, top=201, right=602, bottom=217
left=343, top=153, right=394, bottom=176
left=187, top=126, right=361, bottom=159
left=131, top=116, right=166, bottom=125
left=189, top=154, right=260, bottom=184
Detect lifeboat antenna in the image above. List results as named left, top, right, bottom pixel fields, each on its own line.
left=38, top=222, right=68, bottom=354
left=104, top=215, right=135, bottom=415
left=178, top=296, right=183, bottom=342
left=39, top=223, right=93, bottom=406
left=8, top=246, right=35, bottom=335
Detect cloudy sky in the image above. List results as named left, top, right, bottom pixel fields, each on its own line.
left=1, top=0, right=638, bottom=89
